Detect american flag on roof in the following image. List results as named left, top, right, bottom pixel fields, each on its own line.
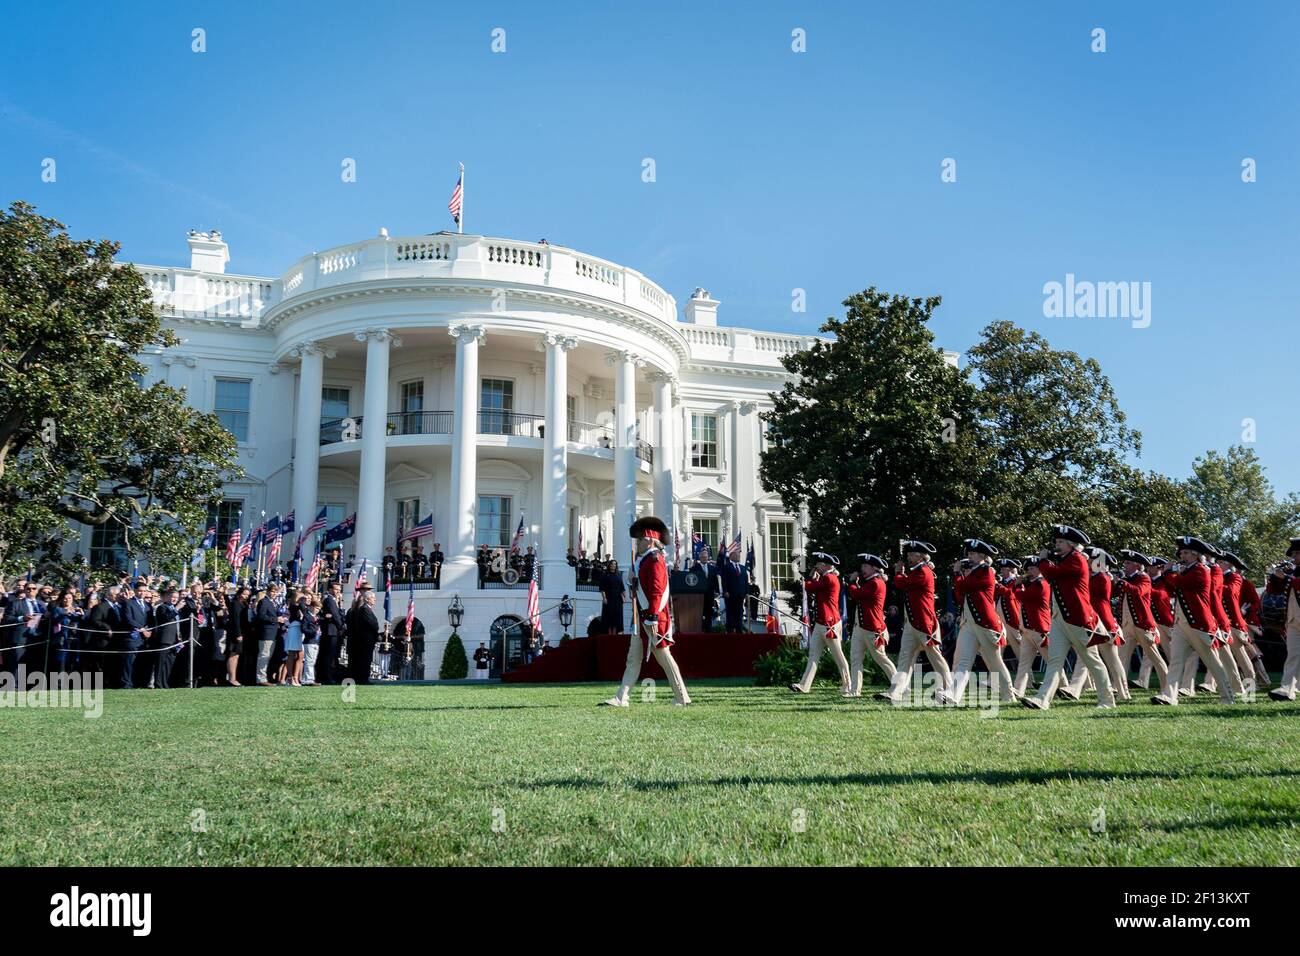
left=448, top=164, right=464, bottom=227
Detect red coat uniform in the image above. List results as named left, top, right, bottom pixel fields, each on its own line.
left=1149, top=573, right=1177, bottom=626
left=995, top=577, right=1022, bottom=629
left=804, top=571, right=842, bottom=629
left=893, top=562, right=939, bottom=638
left=1088, top=572, right=1122, bottom=645
left=1039, top=550, right=1098, bottom=629
left=1163, top=562, right=1217, bottom=634
left=1241, top=577, right=1262, bottom=628
left=1118, top=572, right=1157, bottom=631
left=1220, top=570, right=1248, bottom=630
left=1209, top=563, right=1232, bottom=636
left=634, top=546, right=672, bottom=647
left=954, top=564, right=1003, bottom=634
left=1018, top=577, right=1052, bottom=635
left=846, top=573, right=887, bottom=633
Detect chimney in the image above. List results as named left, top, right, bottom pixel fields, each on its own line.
left=683, top=287, right=719, bottom=326
left=187, top=229, right=229, bottom=274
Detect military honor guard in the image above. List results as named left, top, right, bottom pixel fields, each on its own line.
left=876, top=541, right=952, bottom=703
left=599, top=516, right=691, bottom=707
left=1116, top=550, right=1169, bottom=696
left=1263, top=539, right=1300, bottom=701
left=1216, top=551, right=1258, bottom=693
left=790, top=551, right=851, bottom=695
left=844, top=553, right=896, bottom=696
left=939, top=539, right=1016, bottom=705
left=994, top=558, right=1024, bottom=657
left=1012, top=557, right=1051, bottom=697
left=1150, top=536, right=1243, bottom=705
left=1062, top=548, right=1131, bottom=702
left=1021, top=525, right=1117, bottom=711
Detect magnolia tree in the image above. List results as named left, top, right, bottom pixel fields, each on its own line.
left=0, top=201, right=241, bottom=578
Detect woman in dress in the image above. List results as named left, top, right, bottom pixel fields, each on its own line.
left=279, top=599, right=304, bottom=685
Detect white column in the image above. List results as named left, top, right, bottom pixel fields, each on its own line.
left=290, top=342, right=330, bottom=557
left=607, top=350, right=642, bottom=559
left=445, top=323, right=485, bottom=582
left=354, top=328, right=398, bottom=573
left=542, top=333, right=578, bottom=590
left=651, top=372, right=676, bottom=532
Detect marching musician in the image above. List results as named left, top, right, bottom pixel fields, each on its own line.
left=1183, top=544, right=1246, bottom=697
left=1012, top=557, right=1051, bottom=697
left=844, top=554, right=896, bottom=697
left=1150, top=537, right=1243, bottom=705
left=994, top=558, right=1024, bottom=658
left=876, top=541, right=952, bottom=703
left=789, top=551, right=851, bottom=695
left=938, top=539, right=1016, bottom=705
left=1263, top=539, right=1300, bottom=701
left=1216, top=551, right=1258, bottom=694
left=599, top=516, right=690, bottom=707
left=1115, top=550, right=1169, bottom=696
left=1021, top=525, right=1116, bottom=711
left=1061, top=548, right=1131, bottom=702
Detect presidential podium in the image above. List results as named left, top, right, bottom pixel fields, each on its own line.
left=670, top=568, right=711, bottom=632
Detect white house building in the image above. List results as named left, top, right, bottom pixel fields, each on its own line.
left=83, top=228, right=952, bottom=676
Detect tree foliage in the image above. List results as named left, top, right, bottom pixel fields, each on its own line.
left=0, top=201, right=241, bottom=576
left=1186, top=446, right=1300, bottom=573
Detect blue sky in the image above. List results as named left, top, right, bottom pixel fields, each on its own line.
left=2, top=1, right=1297, bottom=492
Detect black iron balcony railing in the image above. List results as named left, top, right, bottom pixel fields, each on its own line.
left=478, top=410, right=543, bottom=437
left=568, top=419, right=614, bottom=447
left=320, top=411, right=455, bottom=444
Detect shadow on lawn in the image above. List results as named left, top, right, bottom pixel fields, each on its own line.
left=516, top=765, right=1300, bottom=792
left=283, top=704, right=561, bottom=713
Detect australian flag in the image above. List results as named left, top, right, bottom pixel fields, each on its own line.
left=324, top=514, right=357, bottom=545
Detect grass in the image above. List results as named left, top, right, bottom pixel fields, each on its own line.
left=1, top=678, right=1298, bottom=865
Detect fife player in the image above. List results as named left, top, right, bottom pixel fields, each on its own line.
left=599, top=516, right=691, bottom=708
left=844, top=553, right=897, bottom=696
left=875, top=541, right=953, bottom=703
left=790, top=551, right=851, bottom=694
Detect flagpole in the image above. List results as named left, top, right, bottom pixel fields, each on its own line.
left=458, top=163, right=464, bottom=234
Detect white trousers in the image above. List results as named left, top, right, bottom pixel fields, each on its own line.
left=849, top=628, right=896, bottom=694
left=795, top=622, right=850, bottom=693
left=1012, top=629, right=1047, bottom=697
left=1181, top=632, right=1244, bottom=695
left=612, top=627, right=690, bottom=705
left=1275, top=626, right=1300, bottom=700
left=1065, top=634, right=1131, bottom=700
left=884, top=622, right=952, bottom=702
left=1157, top=621, right=1240, bottom=704
left=301, top=642, right=319, bottom=684
left=1034, top=618, right=1114, bottom=709
left=1121, top=623, right=1167, bottom=696
left=1139, top=624, right=1174, bottom=688
left=946, top=620, right=1015, bottom=703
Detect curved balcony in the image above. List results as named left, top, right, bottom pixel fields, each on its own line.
left=319, top=411, right=453, bottom=444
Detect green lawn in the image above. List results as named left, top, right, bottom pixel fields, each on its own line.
left=2, top=679, right=1298, bottom=865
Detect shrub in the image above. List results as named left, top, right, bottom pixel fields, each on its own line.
left=439, top=633, right=469, bottom=679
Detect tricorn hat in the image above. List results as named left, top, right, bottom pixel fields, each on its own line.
left=962, top=538, right=998, bottom=557
left=1286, top=538, right=1300, bottom=557
left=1051, top=525, right=1091, bottom=546
left=1088, top=547, right=1117, bottom=568
left=856, top=553, right=886, bottom=569
left=996, top=557, right=1022, bottom=569
left=1149, top=556, right=1171, bottom=567
left=809, top=551, right=839, bottom=566
left=629, top=516, right=669, bottom=541
left=1219, top=551, right=1248, bottom=571
left=1174, top=535, right=1214, bottom=556
left=1118, top=549, right=1151, bottom=566
left=901, top=540, right=936, bottom=555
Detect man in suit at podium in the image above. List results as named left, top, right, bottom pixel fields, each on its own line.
left=717, top=545, right=751, bottom=633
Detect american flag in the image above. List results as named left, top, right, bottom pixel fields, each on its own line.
left=448, top=164, right=463, bottom=226
left=304, top=554, right=322, bottom=592
left=300, top=506, right=328, bottom=544
left=405, top=577, right=415, bottom=637
left=225, top=524, right=242, bottom=564
left=729, top=530, right=743, bottom=558
left=511, top=514, right=526, bottom=553
left=267, top=523, right=283, bottom=564
left=402, top=513, right=435, bottom=542
left=525, top=557, right=540, bottom=635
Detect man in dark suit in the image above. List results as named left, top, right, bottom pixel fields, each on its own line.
left=151, top=587, right=182, bottom=689
left=430, top=543, right=444, bottom=587
left=117, top=581, right=152, bottom=689
left=254, top=583, right=285, bottom=686
left=717, top=548, right=751, bottom=633
left=3, top=581, right=45, bottom=677
left=319, top=581, right=345, bottom=684
left=345, top=583, right=380, bottom=684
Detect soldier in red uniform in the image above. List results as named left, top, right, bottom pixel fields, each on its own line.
left=876, top=541, right=952, bottom=703
left=1227, top=554, right=1272, bottom=689
left=1263, top=538, right=1300, bottom=701
left=844, top=553, right=896, bottom=697
left=1013, top=557, right=1051, bottom=697
left=790, top=551, right=851, bottom=694
left=995, top=558, right=1024, bottom=658
left=1115, top=550, right=1169, bottom=696
left=1022, top=525, right=1116, bottom=711
left=939, top=539, right=1016, bottom=705
left=1063, top=548, right=1131, bottom=701
left=1151, top=537, right=1243, bottom=705
left=1137, top=556, right=1178, bottom=690
left=599, top=516, right=690, bottom=707
left=1216, top=552, right=1260, bottom=693
left=1183, top=549, right=1246, bottom=697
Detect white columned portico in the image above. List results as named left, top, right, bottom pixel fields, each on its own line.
left=542, top=333, right=578, bottom=590
left=651, top=372, right=676, bottom=535
left=354, top=328, right=398, bottom=574
left=608, top=350, right=642, bottom=555
left=445, top=323, right=486, bottom=585
left=290, top=341, right=332, bottom=557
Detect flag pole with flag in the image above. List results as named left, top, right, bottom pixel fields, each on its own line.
left=449, top=163, right=464, bottom=234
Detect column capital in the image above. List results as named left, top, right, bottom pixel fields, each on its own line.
left=732, top=400, right=757, bottom=415
left=289, top=340, right=337, bottom=360
left=449, top=322, right=486, bottom=343
left=354, top=328, right=401, bottom=348
left=604, top=349, right=646, bottom=369
left=543, top=332, right=579, bottom=352
left=646, top=368, right=677, bottom=386
left=160, top=352, right=198, bottom=368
